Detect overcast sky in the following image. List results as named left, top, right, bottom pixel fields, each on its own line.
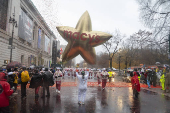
left=31, top=0, right=146, bottom=64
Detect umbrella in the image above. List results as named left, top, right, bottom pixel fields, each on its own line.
left=6, top=61, right=22, bottom=69
left=30, top=65, right=35, bottom=69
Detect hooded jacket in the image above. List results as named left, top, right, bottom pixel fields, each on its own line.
left=54, top=70, right=63, bottom=81
left=101, top=71, right=109, bottom=79
left=76, top=72, right=89, bottom=89
left=29, top=73, right=42, bottom=88
left=0, top=72, right=14, bottom=107
left=131, top=71, right=140, bottom=92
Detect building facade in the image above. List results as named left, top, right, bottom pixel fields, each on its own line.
left=0, top=0, right=57, bottom=67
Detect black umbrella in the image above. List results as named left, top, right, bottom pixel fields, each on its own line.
left=6, top=61, right=22, bottom=69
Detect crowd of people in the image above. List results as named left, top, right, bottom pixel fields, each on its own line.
left=0, top=66, right=115, bottom=112
left=126, top=67, right=170, bottom=94
left=3, top=65, right=169, bottom=112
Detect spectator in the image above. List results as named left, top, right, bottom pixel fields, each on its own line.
left=29, top=69, right=42, bottom=97
left=18, top=67, right=30, bottom=98
left=41, top=68, right=54, bottom=98
left=0, top=71, right=14, bottom=112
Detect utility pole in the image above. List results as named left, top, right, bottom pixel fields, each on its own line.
left=9, top=7, right=17, bottom=63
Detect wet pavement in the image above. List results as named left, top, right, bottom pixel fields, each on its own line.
left=8, top=76, right=170, bottom=113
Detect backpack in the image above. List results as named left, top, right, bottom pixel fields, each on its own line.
left=21, top=71, right=30, bottom=82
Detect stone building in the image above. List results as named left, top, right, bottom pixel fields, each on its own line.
left=0, top=0, right=57, bottom=67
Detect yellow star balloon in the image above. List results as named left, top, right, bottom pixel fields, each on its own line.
left=57, top=11, right=112, bottom=64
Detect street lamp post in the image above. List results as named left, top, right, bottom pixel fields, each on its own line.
left=125, top=56, right=128, bottom=69
left=9, top=7, right=17, bottom=63
left=119, top=54, right=121, bottom=75
left=118, top=48, right=121, bottom=76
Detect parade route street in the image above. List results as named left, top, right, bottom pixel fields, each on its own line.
left=9, top=76, right=170, bottom=113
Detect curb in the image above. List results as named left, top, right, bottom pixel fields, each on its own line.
left=142, top=87, right=170, bottom=97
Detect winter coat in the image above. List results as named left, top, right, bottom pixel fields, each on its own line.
left=97, top=72, right=101, bottom=79
left=108, top=72, right=113, bottom=77
left=101, top=71, right=109, bottom=79
left=131, top=72, right=140, bottom=92
left=54, top=71, right=63, bottom=82
left=76, top=72, right=89, bottom=90
left=147, top=71, right=152, bottom=81
left=152, top=71, right=157, bottom=82
left=7, top=72, right=15, bottom=84
left=0, top=72, right=14, bottom=107
left=29, top=73, right=42, bottom=88
left=160, top=74, right=165, bottom=83
left=13, top=72, right=18, bottom=84
left=140, top=73, right=145, bottom=80
left=42, top=71, right=54, bottom=87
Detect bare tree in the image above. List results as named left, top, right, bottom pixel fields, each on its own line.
left=102, top=30, right=124, bottom=68
left=97, top=52, right=109, bottom=68
left=121, top=30, right=169, bottom=67
left=137, top=0, right=170, bottom=43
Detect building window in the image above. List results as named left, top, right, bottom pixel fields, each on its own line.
left=21, top=55, right=24, bottom=64
left=0, top=0, right=8, bottom=30
left=33, top=26, right=35, bottom=40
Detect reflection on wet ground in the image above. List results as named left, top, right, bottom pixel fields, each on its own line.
left=8, top=86, right=170, bottom=113
left=142, top=89, right=158, bottom=95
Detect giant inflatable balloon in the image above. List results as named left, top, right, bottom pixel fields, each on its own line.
left=57, top=11, right=112, bottom=64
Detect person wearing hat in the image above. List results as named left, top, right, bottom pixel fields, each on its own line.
left=97, top=70, right=101, bottom=86
left=7, top=68, right=14, bottom=88
left=76, top=69, right=89, bottom=105
left=41, top=68, right=54, bottom=98
left=70, top=68, right=73, bottom=78
left=88, top=69, right=91, bottom=79
left=146, top=69, right=152, bottom=88
left=101, top=68, right=109, bottom=90
left=160, top=72, right=166, bottom=91
left=94, top=69, right=97, bottom=78
left=108, top=69, right=113, bottom=83
left=73, top=68, right=77, bottom=79
left=29, top=69, right=42, bottom=98
left=13, top=67, right=19, bottom=94
left=0, top=71, right=15, bottom=112
left=54, top=67, right=63, bottom=94
left=18, top=66, right=30, bottom=98
left=131, top=71, right=140, bottom=98
left=68, top=69, right=71, bottom=77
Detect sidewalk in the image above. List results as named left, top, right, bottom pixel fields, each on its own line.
left=116, top=75, right=170, bottom=97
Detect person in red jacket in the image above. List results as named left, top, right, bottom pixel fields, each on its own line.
left=131, top=71, right=140, bottom=98
left=0, top=72, right=14, bottom=113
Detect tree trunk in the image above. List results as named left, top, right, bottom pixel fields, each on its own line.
left=110, top=58, right=112, bottom=68
left=129, top=60, right=131, bottom=67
